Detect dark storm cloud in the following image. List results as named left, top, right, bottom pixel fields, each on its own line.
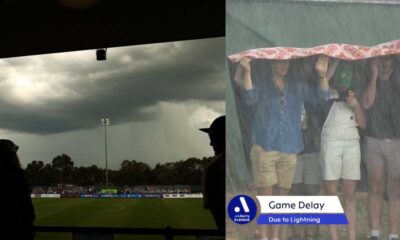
left=0, top=37, right=225, bottom=134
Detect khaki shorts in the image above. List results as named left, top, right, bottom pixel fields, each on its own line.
left=250, top=145, right=297, bottom=189
left=363, top=136, right=400, bottom=179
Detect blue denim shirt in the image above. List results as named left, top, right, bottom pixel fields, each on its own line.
left=241, top=77, right=323, bottom=154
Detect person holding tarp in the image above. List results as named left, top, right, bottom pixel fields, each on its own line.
left=362, top=56, right=400, bottom=240
left=289, top=56, right=337, bottom=240
left=318, top=59, right=366, bottom=240
left=234, top=55, right=333, bottom=240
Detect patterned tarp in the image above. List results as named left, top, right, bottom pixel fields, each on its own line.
left=228, top=39, right=400, bottom=62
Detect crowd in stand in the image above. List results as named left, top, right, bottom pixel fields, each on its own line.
left=122, top=185, right=191, bottom=194
left=31, top=185, right=192, bottom=195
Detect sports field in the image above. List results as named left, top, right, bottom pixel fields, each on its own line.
left=33, top=198, right=217, bottom=240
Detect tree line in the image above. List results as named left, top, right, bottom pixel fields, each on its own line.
left=24, top=154, right=213, bottom=187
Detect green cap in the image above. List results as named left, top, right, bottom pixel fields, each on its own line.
left=333, top=64, right=352, bottom=89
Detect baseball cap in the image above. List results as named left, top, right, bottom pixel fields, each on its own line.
left=199, top=116, right=225, bottom=134
left=333, top=63, right=353, bottom=89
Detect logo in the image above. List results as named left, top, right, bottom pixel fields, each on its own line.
left=228, top=195, right=257, bottom=224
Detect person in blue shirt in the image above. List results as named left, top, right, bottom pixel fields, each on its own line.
left=234, top=55, right=335, bottom=240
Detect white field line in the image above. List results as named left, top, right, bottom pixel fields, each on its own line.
left=98, top=204, right=126, bottom=213
left=35, top=200, right=96, bottom=220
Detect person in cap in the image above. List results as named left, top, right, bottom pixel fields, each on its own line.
left=319, top=60, right=366, bottom=240
left=200, top=116, right=225, bottom=233
left=0, top=139, right=35, bottom=240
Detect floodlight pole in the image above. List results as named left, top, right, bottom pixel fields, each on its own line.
left=101, top=118, right=110, bottom=188
left=58, top=167, right=62, bottom=185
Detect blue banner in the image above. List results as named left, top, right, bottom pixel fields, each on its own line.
left=257, top=214, right=348, bottom=225
left=142, top=194, right=163, bottom=198
left=80, top=194, right=142, bottom=198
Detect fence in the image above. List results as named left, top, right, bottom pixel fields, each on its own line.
left=34, top=226, right=224, bottom=240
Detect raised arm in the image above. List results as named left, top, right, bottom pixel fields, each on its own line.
left=315, top=55, right=331, bottom=91
left=234, top=57, right=253, bottom=90
left=362, top=59, right=379, bottom=109
left=233, top=57, right=261, bottom=105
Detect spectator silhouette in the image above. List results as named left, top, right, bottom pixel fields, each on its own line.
left=200, top=116, right=225, bottom=232
left=0, top=139, right=35, bottom=239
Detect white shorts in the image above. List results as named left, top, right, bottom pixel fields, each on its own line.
left=320, top=128, right=361, bottom=180
left=293, top=152, right=322, bottom=185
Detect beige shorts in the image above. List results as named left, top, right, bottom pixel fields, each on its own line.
left=250, top=145, right=297, bottom=189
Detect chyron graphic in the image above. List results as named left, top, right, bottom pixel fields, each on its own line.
left=228, top=195, right=257, bottom=224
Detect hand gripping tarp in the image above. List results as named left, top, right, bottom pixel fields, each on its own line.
left=228, top=39, right=400, bottom=62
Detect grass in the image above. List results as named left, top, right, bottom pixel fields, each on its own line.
left=34, top=193, right=394, bottom=239
left=33, top=198, right=217, bottom=240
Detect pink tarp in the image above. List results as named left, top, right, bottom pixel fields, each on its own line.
left=228, top=39, right=400, bottom=62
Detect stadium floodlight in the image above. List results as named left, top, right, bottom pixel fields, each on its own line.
left=57, top=167, right=62, bottom=185
left=101, top=118, right=110, bottom=188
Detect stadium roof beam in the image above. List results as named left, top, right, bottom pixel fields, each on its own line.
left=256, top=0, right=400, bottom=4
left=0, top=1, right=224, bottom=59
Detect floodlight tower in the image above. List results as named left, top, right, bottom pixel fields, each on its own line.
left=101, top=118, right=110, bottom=188
left=57, top=167, right=62, bottom=185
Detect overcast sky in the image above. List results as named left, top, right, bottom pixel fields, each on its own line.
left=0, top=37, right=225, bottom=169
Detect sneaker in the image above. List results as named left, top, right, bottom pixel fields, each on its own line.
left=368, top=236, right=379, bottom=240
left=388, top=237, right=399, bottom=240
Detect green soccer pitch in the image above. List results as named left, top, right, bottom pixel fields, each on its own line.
left=33, top=198, right=217, bottom=240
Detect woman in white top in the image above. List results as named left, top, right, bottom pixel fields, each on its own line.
left=317, top=57, right=366, bottom=240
